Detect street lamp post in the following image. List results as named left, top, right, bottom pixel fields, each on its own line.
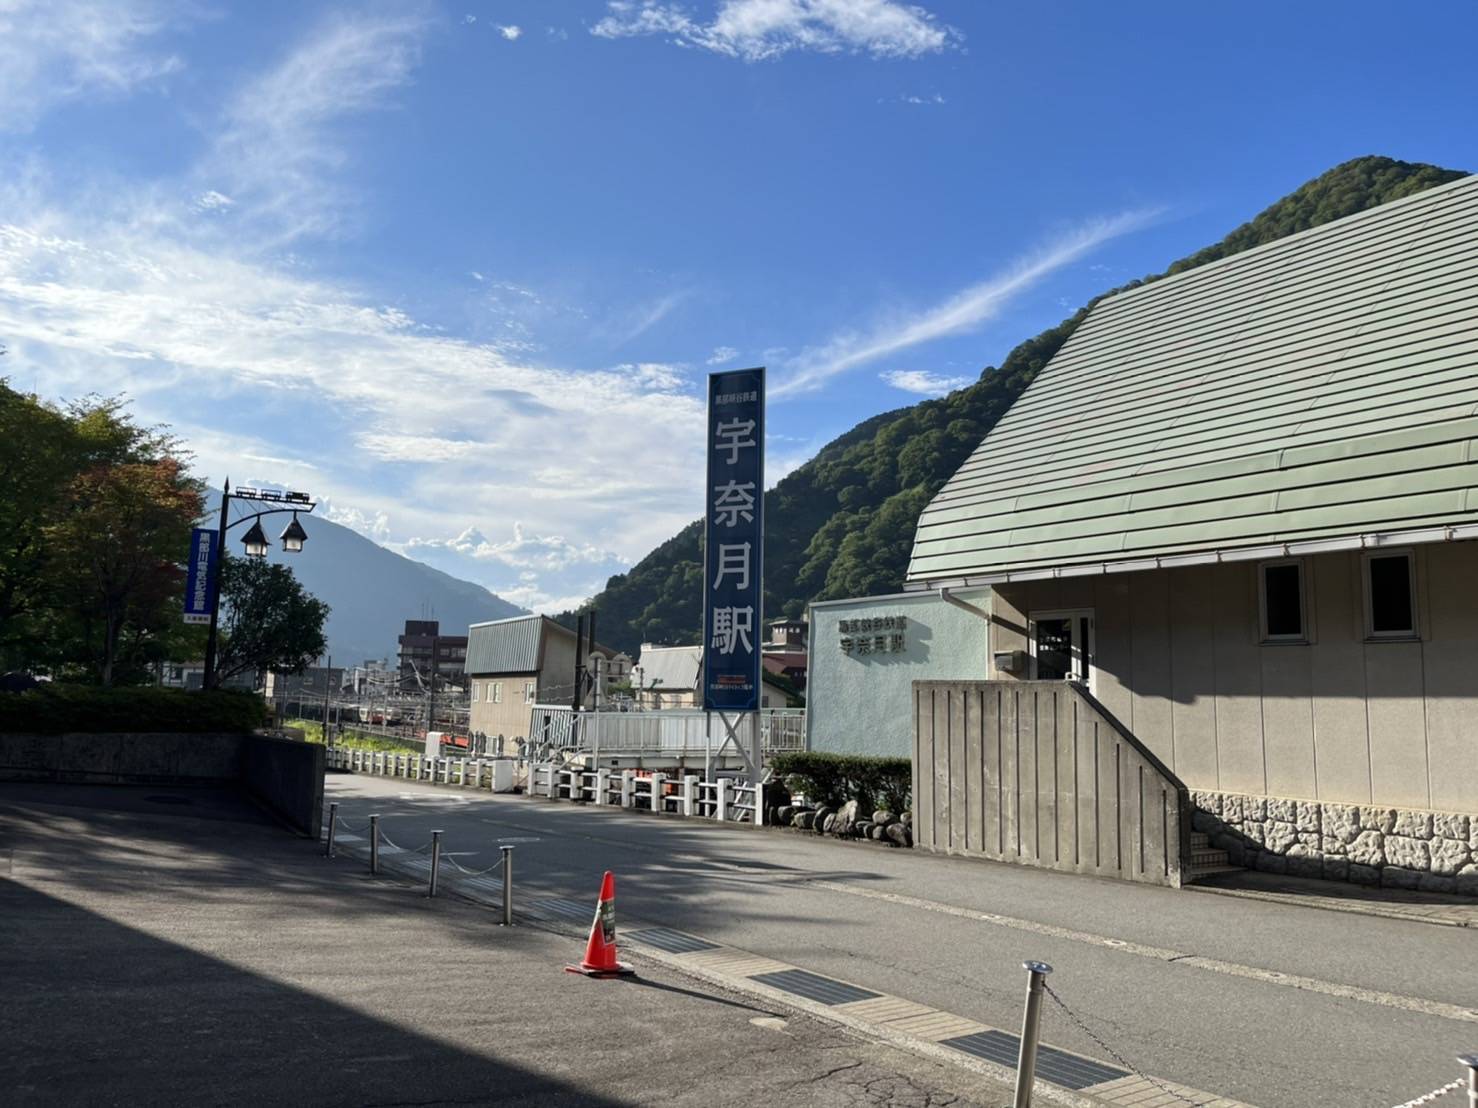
left=201, top=477, right=317, bottom=690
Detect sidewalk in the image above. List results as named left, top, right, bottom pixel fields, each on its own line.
left=1189, top=868, right=1478, bottom=928
left=0, top=783, right=1011, bottom=1107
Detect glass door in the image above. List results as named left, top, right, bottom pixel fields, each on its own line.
left=1030, top=609, right=1095, bottom=688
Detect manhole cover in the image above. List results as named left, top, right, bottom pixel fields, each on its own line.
left=145, top=795, right=191, bottom=806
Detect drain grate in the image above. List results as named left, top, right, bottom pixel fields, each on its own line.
left=626, top=927, right=718, bottom=954
left=940, top=1030, right=1127, bottom=1090
left=748, top=969, right=879, bottom=1006
left=527, top=897, right=593, bottom=923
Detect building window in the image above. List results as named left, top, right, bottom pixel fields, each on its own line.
left=1259, top=560, right=1306, bottom=641
left=491, top=682, right=502, bottom=704
left=471, top=682, right=480, bottom=702
left=524, top=681, right=535, bottom=704
left=1364, top=551, right=1417, bottom=638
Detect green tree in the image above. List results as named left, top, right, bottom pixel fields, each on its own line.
left=212, top=557, right=330, bottom=688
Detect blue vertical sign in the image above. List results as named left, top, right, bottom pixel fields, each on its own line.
left=183, top=527, right=218, bottom=625
left=703, top=367, right=764, bottom=711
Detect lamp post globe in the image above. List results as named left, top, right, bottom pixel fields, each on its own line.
left=279, top=514, right=308, bottom=553
left=241, top=520, right=270, bottom=558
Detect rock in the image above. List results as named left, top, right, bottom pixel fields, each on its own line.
left=870, top=824, right=887, bottom=841
left=1288, top=854, right=1323, bottom=879
left=885, top=822, right=912, bottom=848
left=1429, top=837, right=1470, bottom=877
left=1222, top=794, right=1246, bottom=825
left=1392, top=809, right=1433, bottom=840
left=1383, top=834, right=1429, bottom=872
left=777, top=805, right=796, bottom=825
left=822, top=814, right=838, bottom=834
left=793, top=811, right=815, bottom=830
left=833, top=800, right=860, bottom=837
left=1246, top=796, right=1267, bottom=822
left=812, top=806, right=833, bottom=834
left=1432, top=812, right=1469, bottom=842
left=1242, top=821, right=1266, bottom=848
left=1264, top=820, right=1297, bottom=854
left=1295, top=802, right=1320, bottom=833
left=1193, top=791, right=1223, bottom=817
left=872, top=809, right=896, bottom=827
left=1192, top=810, right=1221, bottom=833
left=1255, top=851, right=1288, bottom=874
left=1321, top=803, right=1361, bottom=845
left=1469, top=820, right=1478, bottom=856
left=1349, top=863, right=1380, bottom=886
left=1322, top=857, right=1350, bottom=882
left=1348, top=830, right=1384, bottom=867
left=1382, top=866, right=1422, bottom=890
left=1266, top=796, right=1296, bottom=823
left=1360, top=807, right=1396, bottom=834
left=1418, top=874, right=1457, bottom=894
left=852, top=820, right=871, bottom=839
left=901, top=810, right=912, bottom=823
left=1456, top=864, right=1478, bottom=897
left=1296, top=831, right=1320, bottom=848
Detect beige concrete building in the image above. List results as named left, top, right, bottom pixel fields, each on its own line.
left=464, top=615, right=615, bottom=740
left=906, top=175, right=1478, bottom=893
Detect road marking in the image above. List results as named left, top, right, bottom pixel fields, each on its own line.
left=805, top=879, right=1478, bottom=1025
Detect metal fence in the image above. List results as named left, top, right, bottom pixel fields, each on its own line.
left=524, top=705, right=805, bottom=758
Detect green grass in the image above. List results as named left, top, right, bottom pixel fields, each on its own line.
left=287, top=719, right=420, bottom=753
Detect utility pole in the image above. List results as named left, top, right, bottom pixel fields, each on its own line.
left=322, top=654, right=332, bottom=741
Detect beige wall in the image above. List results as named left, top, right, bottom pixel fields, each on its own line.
left=991, top=541, right=1478, bottom=811
left=468, top=673, right=538, bottom=738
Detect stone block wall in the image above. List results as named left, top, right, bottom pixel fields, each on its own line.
left=1191, top=791, right=1478, bottom=897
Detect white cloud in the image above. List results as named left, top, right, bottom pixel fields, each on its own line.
left=707, top=345, right=739, bottom=365
left=897, top=92, right=945, bottom=105
left=880, top=369, right=971, bottom=396
left=613, top=290, right=688, bottom=346
left=204, top=8, right=429, bottom=242
left=547, top=26, right=570, bottom=40
left=464, top=13, right=477, bottom=24
left=193, top=190, right=234, bottom=212
left=410, top=523, right=620, bottom=572
left=591, top=0, right=960, bottom=61
left=499, top=24, right=523, bottom=40
left=772, top=207, right=1161, bottom=397
left=0, top=0, right=188, bottom=132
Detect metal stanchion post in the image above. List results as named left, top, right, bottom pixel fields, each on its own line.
left=369, top=814, right=380, bottom=874
left=1460, top=1053, right=1478, bottom=1108
left=428, top=830, right=442, bottom=897
left=500, top=846, right=514, bottom=926
left=325, top=802, right=338, bottom=857
left=1012, top=961, right=1053, bottom=1108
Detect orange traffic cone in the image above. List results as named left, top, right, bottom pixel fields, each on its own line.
left=565, top=870, right=634, bottom=977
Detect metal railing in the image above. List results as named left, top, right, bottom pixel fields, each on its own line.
left=524, top=705, right=805, bottom=757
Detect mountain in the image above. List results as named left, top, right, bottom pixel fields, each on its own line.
left=207, top=494, right=525, bottom=665
left=557, top=156, right=1469, bottom=656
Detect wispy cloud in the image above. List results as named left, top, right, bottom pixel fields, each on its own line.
left=499, top=24, right=523, bottom=41
left=613, top=290, right=688, bottom=346
left=707, top=345, right=739, bottom=365
left=773, top=208, right=1160, bottom=397
left=204, top=7, right=429, bottom=243
left=591, top=0, right=961, bottom=62
left=0, top=0, right=190, bottom=132
left=881, top=369, right=971, bottom=396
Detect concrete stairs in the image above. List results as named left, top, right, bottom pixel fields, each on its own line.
left=1186, top=831, right=1245, bottom=882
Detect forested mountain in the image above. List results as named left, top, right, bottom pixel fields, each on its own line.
left=561, top=157, right=1467, bottom=656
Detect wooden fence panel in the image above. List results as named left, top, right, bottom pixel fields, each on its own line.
left=912, top=681, right=1189, bottom=887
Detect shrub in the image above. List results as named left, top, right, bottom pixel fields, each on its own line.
left=770, top=752, right=911, bottom=813
left=0, top=685, right=267, bottom=735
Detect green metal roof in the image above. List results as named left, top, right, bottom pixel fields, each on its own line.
left=907, top=173, right=1478, bottom=585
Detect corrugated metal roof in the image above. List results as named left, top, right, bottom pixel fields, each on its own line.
left=464, top=615, right=545, bottom=675
left=635, top=644, right=703, bottom=691
left=907, top=173, right=1478, bottom=584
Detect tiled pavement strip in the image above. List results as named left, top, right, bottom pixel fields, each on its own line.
left=329, top=831, right=1253, bottom=1108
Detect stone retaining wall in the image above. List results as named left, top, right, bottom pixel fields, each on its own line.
left=1191, top=791, right=1478, bottom=897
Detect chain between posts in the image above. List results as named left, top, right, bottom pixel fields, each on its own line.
left=1388, top=1079, right=1465, bottom=1108
left=1040, top=982, right=1199, bottom=1108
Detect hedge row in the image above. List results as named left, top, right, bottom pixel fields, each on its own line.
left=770, top=751, right=911, bottom=814
left=0, top=686, right=267, bottom=735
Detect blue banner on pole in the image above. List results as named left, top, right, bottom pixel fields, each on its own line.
left=183, top=527, right=218, bottom=625
left=703, top=367, right=764, bottom=712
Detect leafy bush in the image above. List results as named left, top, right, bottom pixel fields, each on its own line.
left=0, top=685, right=267, bottom=734
left=770, top=752, right=911, bottom=814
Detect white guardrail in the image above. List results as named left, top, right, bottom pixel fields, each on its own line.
left=324, top=747, right=766, bottom=825
left=524, top=706, right=805, bottom=757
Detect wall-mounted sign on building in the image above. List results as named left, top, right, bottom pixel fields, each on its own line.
left=182, top=526, right=218, bottom=625
left=703, top=367, right=764, bottom=712
left=839, top=615, right=906, bottom=655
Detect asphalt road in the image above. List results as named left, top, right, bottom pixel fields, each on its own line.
left=326, top=772, right=1478, bottom=1108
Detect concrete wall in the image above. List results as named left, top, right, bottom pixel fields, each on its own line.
left=241, top=736, right=325, bottom=838
left=808, top=590, right=991, bottom=757
left=990, top=541, right=1478, bottom=811
left=0, top=732, right=324, bottom=839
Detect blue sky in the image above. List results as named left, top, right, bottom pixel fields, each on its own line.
left=2, top=0, right=1475, bottom=612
